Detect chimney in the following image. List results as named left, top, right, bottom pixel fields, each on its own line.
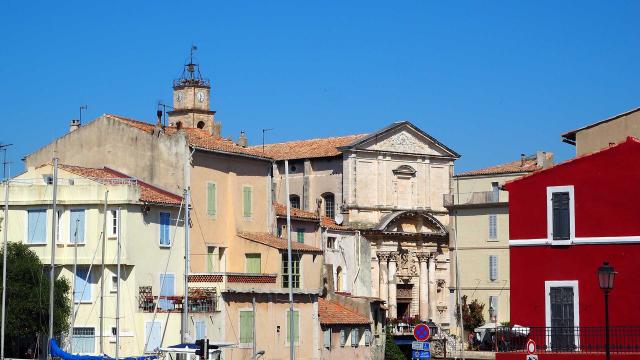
left=69, top=119, right=81, bottom=132
left=536, top=151, right=554, bottom=169
left=520, top=153, right=526, bottom=166
left=237, top=131, right=248, bottom=147
left=211, top=121, right=222, bottom=137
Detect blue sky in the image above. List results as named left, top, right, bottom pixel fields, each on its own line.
left=1, top=1, right=639, bottom=176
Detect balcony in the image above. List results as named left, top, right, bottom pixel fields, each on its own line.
left=443, top=191, right=506, bottom=207
left=137, top=286, right=219, bottom=313
left=189, top=272, right=279, bottom=293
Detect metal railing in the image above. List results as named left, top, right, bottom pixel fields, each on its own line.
left=494, top=326, right=640, bottom=353
left=444, top=191, right=504, bottom=207
left=138, top=286, right=219, bottom=313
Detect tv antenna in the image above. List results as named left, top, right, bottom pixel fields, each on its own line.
left=0, top=144, right=13, bottom=180
left=262, top=128, right=274, bottom=155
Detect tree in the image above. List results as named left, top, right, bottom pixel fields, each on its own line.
left=456, top=295, right=485, bottom=333
left=384, top=325, right=406, bottom=360
left=0, top=242, right=71, bottom=357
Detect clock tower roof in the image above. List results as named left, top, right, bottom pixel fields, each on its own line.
left=173, top=46, right=210, bottom=89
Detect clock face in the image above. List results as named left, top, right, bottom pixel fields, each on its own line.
left=176, top=91, right=184, bottom=102
left=197, top=91, right=205, bottom=103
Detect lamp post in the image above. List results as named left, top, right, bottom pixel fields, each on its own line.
left=598, top=261, right=616, bottom=360
left=489, top=307, right=498, bottom=352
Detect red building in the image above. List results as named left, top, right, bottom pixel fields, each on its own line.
left=505, top=137, right=640, bottom=352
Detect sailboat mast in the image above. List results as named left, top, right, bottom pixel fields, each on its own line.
left=69, top=220, right=79, bottom=352
left=182, top=150, right=191, bottom=344
left=284, top=160, right=294, bottom=360
left=115, top=207, right=121, bottom=360
left=48, top=157, right=59, bottom=355
left=100, top=191, right=108, bottom=354
left=1, top=180, right=9, bottom=360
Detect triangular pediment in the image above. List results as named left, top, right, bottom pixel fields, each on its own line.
left=348, top=122, right=459, bottom=158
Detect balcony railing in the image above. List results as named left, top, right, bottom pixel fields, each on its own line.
left=492, top=326, right=640, bottom=353
left=138, top=286, right=219, bottom=313
left=443, top=191, right=505, bottom=207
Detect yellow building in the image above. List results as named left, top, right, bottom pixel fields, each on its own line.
left=0, top=163, right=185, bottom=356
left=446, top=152, right=552, bottom=335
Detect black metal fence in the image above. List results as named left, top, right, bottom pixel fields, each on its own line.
left=494, top=326, right=640, bottom=353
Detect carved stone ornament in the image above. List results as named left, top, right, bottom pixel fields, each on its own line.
left=436, top=279, right=446, bottom=292
left=390, top=132, right=420, bottom=153
left=396, top=250, right=419, bottom=277
left=377, top=251, right=391, bottom=262
left=416, top=252, right=431, bottom=262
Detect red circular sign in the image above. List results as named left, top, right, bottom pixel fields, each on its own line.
left=413, top=324, right=431, bottom=342
left=526, top=339, right=536, bottom=354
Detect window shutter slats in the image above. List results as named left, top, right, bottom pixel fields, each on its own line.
left=240, top=311, right=254, bottom=343
left=207, top=183, right=216, bottom=216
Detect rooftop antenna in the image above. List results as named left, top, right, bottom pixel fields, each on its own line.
left=0, top=144, right=13, bottom=180
left=262, top=128, right=274, bottom=155
left=79, top=105, right=88, bottom=125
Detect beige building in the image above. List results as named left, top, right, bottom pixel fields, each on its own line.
left=561, top=106, right=640, bottom=156
left=0, top=164, right=186, bottom=356
left=23, top=61, right=332, bottom=359
left=446, top=152, right=552, bottom=334
left=261, top=122, right=460, bottom=329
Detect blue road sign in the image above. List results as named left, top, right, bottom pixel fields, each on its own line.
left=413, top=350, right=431, bottom=359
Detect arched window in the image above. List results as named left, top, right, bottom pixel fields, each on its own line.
left=336, top=266, right=343, bottom=292
left=322, top=193, right=335, bottom=219
left=196, top=121, right=205, bottom=129
left=289, top=195, right=301, bottom=209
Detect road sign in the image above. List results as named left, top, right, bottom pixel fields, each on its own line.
left=413, top=350, right=431, bottom=359
left=412, top=341, right=430, bottom=351
left=526, top=355, right=538, bottom=360
left=413, top=324, right=431, bottom=341
left=526, top=339, right=537, bottom=354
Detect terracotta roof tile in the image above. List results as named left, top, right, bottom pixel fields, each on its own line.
left=249, top=134, right=367, bottom=161
left=456, top=153, right=551, bottom=177
left=321, top=217, right=353, bottom=231
left=274, top=202, right=319, bottom=221
left=106, top=114, right=272, bottom=160
left=318, top=298, right=371, bottom=325
left=237, top=232, right=323, bottom=254
left=58, top=164, right=182, bottom=205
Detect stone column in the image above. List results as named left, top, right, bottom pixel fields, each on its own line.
left=427, top=252, right=437, bottom=320
left=378, top=252, right=389, bottom=307
left=417, top=252, right=430, bottom=321
left=388, top=253, right=398, bottom=319
left=371, top=254, right=380, bottom=298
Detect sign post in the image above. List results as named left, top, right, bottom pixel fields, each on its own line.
left=412, top=324, right=431, bottom=360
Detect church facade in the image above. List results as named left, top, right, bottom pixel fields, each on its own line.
left=262, top=121, right=459, bottom=327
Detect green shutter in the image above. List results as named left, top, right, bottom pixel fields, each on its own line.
left=207, top=183, right=216, bottom=216
left=296, top=229, right=304, bottom=243
left=287, top=310, right=299, bottom=344
left=243, top=187, right=252, bottom=217
left=239, top=311, right=254, bottom=343
left=207, top=247, right=215, bottom=272
left=246, top=254, right=261, bottom=273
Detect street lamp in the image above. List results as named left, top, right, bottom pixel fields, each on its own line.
left=598, top=261, right=617, bottom=360
left=489, top=307, right=498, bottom=352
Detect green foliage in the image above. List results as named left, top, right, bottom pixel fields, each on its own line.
left=456, top=295, right=485, bottom=332
left=0, top=242, right=71, bottom=357
left=384, top=326, right=406, bottom=360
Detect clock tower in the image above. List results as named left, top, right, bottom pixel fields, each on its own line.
left=167, top=52, right=218, bottom=134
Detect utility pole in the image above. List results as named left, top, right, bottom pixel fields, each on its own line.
left=1, top=179, right=9, bottom=360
